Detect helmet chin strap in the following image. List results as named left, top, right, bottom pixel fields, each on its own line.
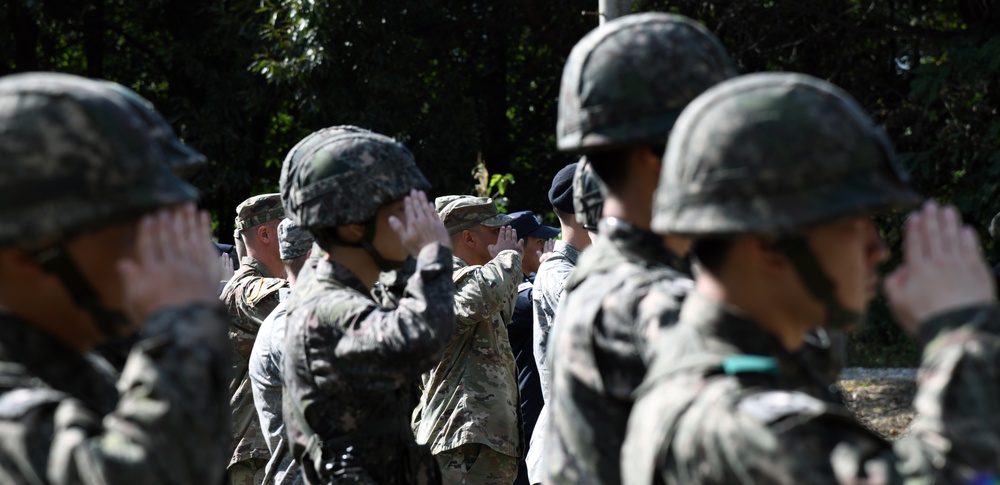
left=31, top=245, right=131, bottom=338
left=327, top=222, right=408, bottom=272
left=774, top=236, right=863, bottom=331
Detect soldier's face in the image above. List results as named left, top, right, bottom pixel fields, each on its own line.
left=471, top=225, right=501, bottom=263
left=372, top=199, right=410, bottom=262
left=803, top=216, right=888, bottom=316
left=522, top=236, right=546, bottom=274
left=65, top=220, right=139, bottom=317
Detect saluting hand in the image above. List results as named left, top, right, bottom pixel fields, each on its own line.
left=884, top=200, right=995, bottom=334
left=489, top=226, right=524, bottom=258
left=389, top=190, right=452, bottom=256
left=118, top=203, right=223, bottom=326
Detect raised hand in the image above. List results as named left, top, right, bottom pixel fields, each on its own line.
left=117, top=203, right=223, bottom=326
left=884, top=201, right=995, bottom=334
left=488, top=226, right=524, bottom=258
left=538, top=239, right=556, bottom=264
left=219, top=253, right=235, bottom=282
left=389, top=190, right=452, bottom=257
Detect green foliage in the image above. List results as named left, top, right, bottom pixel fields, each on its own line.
left=2, top=0, right=999, bottom=365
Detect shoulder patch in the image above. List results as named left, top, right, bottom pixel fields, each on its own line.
left=246, top=277, right=288, bottom=306
left=738, top=390, right=828, bottom=424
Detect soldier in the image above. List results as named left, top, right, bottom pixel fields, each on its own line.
left=544, top=12, right=737, bottom=484
left=249, top=218, right=315, bottom=485
left=222, top=193, right=289, bottom=484
left=525, top=158, right=603, bottom=484
left=280, top=126, right=455, bottom=484
left=506, top=210, right=557, bottom=485
left=622, top=72, right=1000, bottom=484
left=413, top=195, right=522, bottom=485
left=0, top=72, right=230, bottom=483
left=531, top=162, right=591, bottom=400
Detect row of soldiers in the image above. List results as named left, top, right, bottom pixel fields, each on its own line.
left=0, top=10, right=998, bottom=485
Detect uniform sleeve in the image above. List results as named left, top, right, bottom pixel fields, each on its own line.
left=657, top=304, right=1000, bottom=485
left=311, top=243, right=456, bottom=392
left=38, top=303, right=231, bottom=485
left=452, top=249, right=522, bottom=330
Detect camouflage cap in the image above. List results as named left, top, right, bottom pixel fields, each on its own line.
left=652, top=72, right=921, bottom=236
left=435, top=195, right=513, bottom=235
left=557, top=13, right=738, bottom=154
left=235, top=193, right=284, bottom=231
left=572, top=157, right=607, bottom=232
left=280, top=126, right=430, bottom=228
left=0, top=72, right=202, bottom=248
left=277, top=217, right=314, bottom=260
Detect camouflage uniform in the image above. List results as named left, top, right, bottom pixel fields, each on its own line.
left=413, top=196, right=521, bottom=485
left=280, top=127, right=455, bottom=485
left=249, top=218, right=315, bottom=485
left=221, top=193, right=288, bottom=485
left=0, top=73, right=230, bottom=484
left=545, top=13, right=736, bottom=484
left=622, top=73, right=1000, bottom=483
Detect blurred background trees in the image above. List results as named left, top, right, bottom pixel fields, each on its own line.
left=2, top=0, right=997, bottom=364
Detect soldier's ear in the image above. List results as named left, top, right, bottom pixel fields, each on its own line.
left=461, top=229, right=477, bottom=248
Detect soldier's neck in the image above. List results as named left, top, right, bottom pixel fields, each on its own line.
left=327, top=248, right=379, bottom=290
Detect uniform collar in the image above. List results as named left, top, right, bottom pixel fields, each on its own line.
left=597, top=218, right=688, bottom=272
left=679, top=290, right=834, bottom=392
left=0, top=312, right=118, bottom=414
left=239, top=256, right=274, bottom=278
left=315, top=257, right=369, bottom=295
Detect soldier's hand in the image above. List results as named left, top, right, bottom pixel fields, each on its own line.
left=538, top=239, right=556, bottom=264
left=389, top=190, right=452, bottom=256
left=489, top=226, right=524, bottom=258
left=219, top=253, right=235, bottom=282
left=884, top=201, right=995, bottom=334
left=118, top=204, right=223, bottom=326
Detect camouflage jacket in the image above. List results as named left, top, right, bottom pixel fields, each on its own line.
left=0, top=305, right=230, bottom=484
left=545, top=218, right=693, bottom=485
left=531, top=240, right=580, bottom=401
left=413, top=250, right=523, bottom=457
left=283, top=244, right=455, bottom=485
left=623, top=290, right=1000, bottom=485
left=220, top=256, right=287, bottom=466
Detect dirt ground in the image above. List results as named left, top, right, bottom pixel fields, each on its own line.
left=839, top=379, right=917, bottom=441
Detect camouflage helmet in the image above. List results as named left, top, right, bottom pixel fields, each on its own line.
left=557, top=13, right=738, bottom=154
left=280, top=126, right=430, bottom=228
left=572, top=157, right=606, bottom=232
left=652, top=72, right=921, bottom=236
left=0, top=72, right=202, bottom=249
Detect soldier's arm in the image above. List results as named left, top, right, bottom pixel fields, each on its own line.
left=238, top=276, right=286, bottom=332
left=315, top=243, right=455, bottom=391
left=452, top=249, right=522, bottom=327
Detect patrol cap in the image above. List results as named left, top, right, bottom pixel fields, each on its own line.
left=508, top=211, right=560, bottom=240
left=277, top=217, right=314, bottom=260
left=652, top=72, right=921, bottom=236
left=548, top=163, right=577, bottom=214
left=436, top=195, right=513, bottom=235
left=0, top=72, right=202, bottom=249
left=235, top=193, right=285, bottom=231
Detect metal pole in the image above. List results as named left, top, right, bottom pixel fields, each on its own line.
left=599, top=0, right=631, bottom=24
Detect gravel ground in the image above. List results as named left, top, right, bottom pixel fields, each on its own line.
left=839, top=369, right=917, bottom=440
